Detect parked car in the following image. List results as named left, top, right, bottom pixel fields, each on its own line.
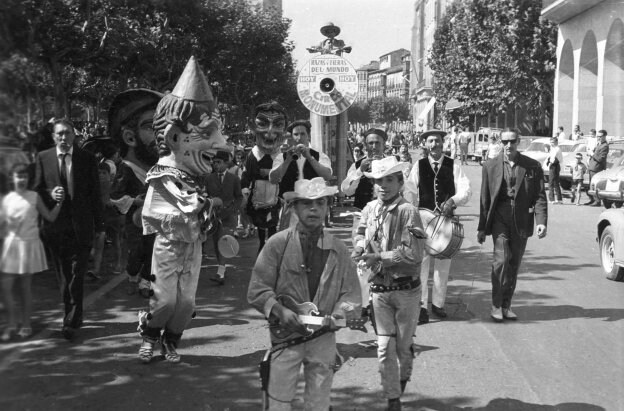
left=587, top=145, right=624, bottom=209
left=596, top=208, right=624, bottom=281
left=562, top=142, right=624, bottom=191
left=522, top=138, right=582, bottom=181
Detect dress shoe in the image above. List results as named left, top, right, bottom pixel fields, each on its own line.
left=584, top=200, right=595, bottom=206
left=62, top=325, right=76, bottom=340
left=431, top=304, right=447, bottom=318
left=418, top=307, right=429, bottom=325
left=490, top=306, right=503, bottom=322
left=210, top=275, right=224, bottom=286
left=591, top=202, right=602, bottom=207
left=503, top=308, right=518, bottom=320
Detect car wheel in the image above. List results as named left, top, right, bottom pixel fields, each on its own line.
left=599, top=226, right=624, bottom=281
left=614, top=202, right=623, bottom=209
left=602, top=199, right=613, bottom=209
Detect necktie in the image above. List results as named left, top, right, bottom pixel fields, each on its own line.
left=219, top=173, right=224, bottom=184
left=433, top=162, right=439, bottom=173
left=60, top=153, right=68, bottom=191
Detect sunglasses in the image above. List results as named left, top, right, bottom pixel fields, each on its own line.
left=501, top=139, right=518, bottom=145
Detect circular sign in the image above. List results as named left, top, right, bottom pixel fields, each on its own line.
left=297, top=54, right=358, bottom=116
left=218, top=235, right=240, bottom=258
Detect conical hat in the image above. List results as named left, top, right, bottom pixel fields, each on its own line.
left=170, top=56, right=214, bottom=103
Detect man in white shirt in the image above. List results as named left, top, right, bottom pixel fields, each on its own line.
left=546, top=137, right=563, bottom=204
left=404, top=130, right=471, bottom=324
left=556, top=126, right=567, bottom=141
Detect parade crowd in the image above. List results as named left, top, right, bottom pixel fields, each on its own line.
left=10, top=56, right=617, bottom=411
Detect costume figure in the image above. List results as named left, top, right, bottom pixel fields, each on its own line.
left=108, top=88, right=163, bottom=297
left=248, top=177, right=361, bottom=410
left=478, top=129, right=548, bottom=322
left=403, top=130, right=471, bottom=324
left=352, top=157, right=425, bottom=411
left=137, top=56, right=228, bottom=363
left=241, top=102, right=287, bottom=253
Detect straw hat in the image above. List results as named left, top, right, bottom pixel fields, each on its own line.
left=363, top=156, right=410, bottom=179
left=320, top=22, right=340, bottom=38
left=283, top=177, right=338, bottom=202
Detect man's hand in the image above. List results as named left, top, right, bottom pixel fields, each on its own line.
left=537, top=224, right=547, bottom=239
left=440, top=199, right=455, bottom=217
left=272, top=304, right=308, bottom=335
left=327, top=314, right=343, bottom=331
left=354, top=252, right=381, bottom=268
left=52, top=186, right=65, bottom=202
left=297, top=144, right=312, bottom=160
left=350, top=246, right=364, bottom=259
left=359, top=158, right=372, bottom=173
left=477, top=230, right=486, bottom=244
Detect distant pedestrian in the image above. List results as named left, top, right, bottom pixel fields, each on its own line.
left=546, top=137, right=563, bottom=204
left=585, top=130, right=609, bottom=206
left=1, top=163, right=64, bottom=341
left=570, top=153, right=587, bottom=205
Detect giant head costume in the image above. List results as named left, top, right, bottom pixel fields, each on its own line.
left=153, top=56, right=228, bottom=176
left=252, top=101, right=287, bottom=156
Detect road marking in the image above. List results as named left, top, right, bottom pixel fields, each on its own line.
left=0, top=273, right=126, bottom=373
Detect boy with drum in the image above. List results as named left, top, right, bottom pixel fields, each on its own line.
left=403, top=130, right=471, bottom=324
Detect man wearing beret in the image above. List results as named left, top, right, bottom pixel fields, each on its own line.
left=109, top=88, right=163, bottom=297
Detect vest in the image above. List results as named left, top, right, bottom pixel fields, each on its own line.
left=354, top=157, right=374, bottom=210
left=418, top=157, right=455, bottom=210
left=279, top=149, right=320, bottom=196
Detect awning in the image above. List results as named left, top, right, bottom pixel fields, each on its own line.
left=417, top=97, right=436, bottom=120
left=445, top=98, right=462, bottom=110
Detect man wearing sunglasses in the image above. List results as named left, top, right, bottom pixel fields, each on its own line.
left=477, top=128, right=548, bottom=322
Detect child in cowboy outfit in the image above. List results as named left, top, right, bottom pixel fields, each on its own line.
left=352, top=156, right=425, bottom=411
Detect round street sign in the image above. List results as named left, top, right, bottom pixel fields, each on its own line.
left=297, top=54, right=358, bottom=116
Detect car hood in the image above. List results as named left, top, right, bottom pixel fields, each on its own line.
left=593, top=166, right=624, bottom=181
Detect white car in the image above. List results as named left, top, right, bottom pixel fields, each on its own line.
left=597, top=208, right=624, bottom=280
left=587, top=146, right=624, bottom=208
left=523, top=138, right=583, bottom=180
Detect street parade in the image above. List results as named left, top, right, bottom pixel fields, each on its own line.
left=0, top=1, right=623, bottom=410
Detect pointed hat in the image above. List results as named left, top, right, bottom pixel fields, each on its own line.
left=170, top=56, right=215, bottom=103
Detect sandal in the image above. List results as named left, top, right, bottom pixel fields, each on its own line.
left=17, top=327, right=32, bottom=339
left=139, top=337, right=158, bottom=364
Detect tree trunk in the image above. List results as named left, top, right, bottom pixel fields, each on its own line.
left=49, top=57, right=67, bottom=118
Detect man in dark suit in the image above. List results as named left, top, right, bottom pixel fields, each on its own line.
left=477, top=128, right=547, bottom=322
left=585, top=129, right=610, bottom=206
left=204, top=150, right=242, bottom=285
left=34, top=118, right=103, bottom=339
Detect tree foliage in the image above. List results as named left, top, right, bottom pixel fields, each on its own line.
left=368, top=96, right=410, bottom=124
left=429, top=0, right=557, bottom=125
left=0, top=0, right=301, bottom=127
left=346, top=101, right=370, bottom=125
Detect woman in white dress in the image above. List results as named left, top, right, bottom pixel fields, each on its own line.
left=0, top=163, right=63, bottom=340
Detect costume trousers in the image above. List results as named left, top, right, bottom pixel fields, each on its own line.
left=548, top=164, right=562, bottom=201
left=47, top=228, right=91, bottom=328
left=420, top=253, right=451, bottom=308
left=490, top=204, right=528, bottom=309
left=268, top=332, right=335, bottom=410
left=146, top=235, right=201, bottom=335
left=372, top=287, right=420, bottom=399
left=125, top=224, right=154, bottom=281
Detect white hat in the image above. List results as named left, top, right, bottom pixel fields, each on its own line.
left=364, top=156, right=410, bottom=179
left=283, top=177, right=338, bottom=202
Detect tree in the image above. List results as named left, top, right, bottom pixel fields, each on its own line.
left=368, top=97, right=410, bottom=124
left=429, top=0, right=557, bottom=128
left=347, top=101, right=370, bottom=125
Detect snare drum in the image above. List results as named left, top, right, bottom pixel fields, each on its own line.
left=418, top=208, right=464, bottom=259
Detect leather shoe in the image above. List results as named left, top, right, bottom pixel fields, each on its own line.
left=418, top=307, right=429, bottom=325
left=490, top=306, right=503, bottom=322
left=431, top=304, right=447, bottom=318
left=210, top=275, right=224, bottom=286
left=503, top=308, right=518, bottom=320
left=62, top=325, right=76, bottom=340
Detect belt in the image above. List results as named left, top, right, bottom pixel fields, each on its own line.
left=370, top=279, right=421, bottom=293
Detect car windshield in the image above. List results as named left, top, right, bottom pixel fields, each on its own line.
left=607, top=146, right=624, bottom=168
left=559, top=144, right=578, bottom=152
left=526, top=142, right=549, bottom=152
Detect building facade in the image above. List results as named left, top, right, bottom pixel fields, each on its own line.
left=543, top=0, right=624, bottom=138
left=365, top=49, right=410, bottom=101
left=356, top=61, right=380, bottom=102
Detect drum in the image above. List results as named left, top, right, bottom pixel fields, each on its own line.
left=418, top=208, right=464, bottom=259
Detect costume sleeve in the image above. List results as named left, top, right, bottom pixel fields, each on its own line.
left=161, top=176, right=205, bottom=215
left=451, top=163, right=472, bottom=206
left=353, top=203, right=370, bottom=249
left=268, top=153, right=284, bottom=182
left=379, top=206, right=424, bottom=267
left=247, top=236, right=282, bottom=319
left=318, top=151, right=333, bottom=173
left=340, top=162, right=362, bottom=196
left=403, top=162, right=420, bottom=205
